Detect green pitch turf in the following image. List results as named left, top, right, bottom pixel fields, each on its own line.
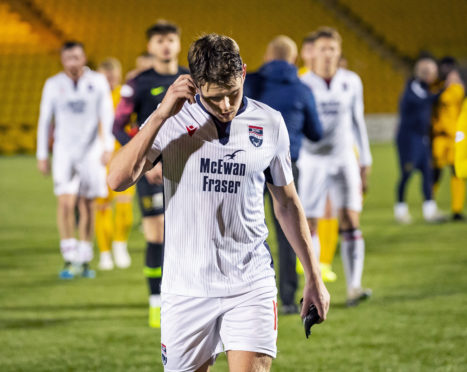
left=0, top=144, right=466, bottom=371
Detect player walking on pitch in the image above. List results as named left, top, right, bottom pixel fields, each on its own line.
left=108, top=34, right=329, bottom=371
left=36, top=41, right=115, bottom=279
left=112, top=21, right=188, bottom=328
left=297, top=27, right=373, bottom=307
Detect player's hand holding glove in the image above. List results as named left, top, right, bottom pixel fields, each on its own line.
left=300, top=277, right=330, bottom=338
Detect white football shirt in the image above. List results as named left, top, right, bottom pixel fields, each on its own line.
left=300, top=68, right=372, bottom=166
left=36, top=67, right=114, bottom=161
left=146, top=96, right=293, bottom=297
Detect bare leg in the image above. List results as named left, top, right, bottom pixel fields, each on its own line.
left=57, top=194, right=77, bottom=239
left=78, top=197, right=96, bottom=242
left=142, top=215, right=164, bottom=243
left=227, top=351, right=272, bottom=372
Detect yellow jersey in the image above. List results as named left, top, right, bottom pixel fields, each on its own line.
left=455, top=98, right=467, bottom=178
left=432, top=83, right=464, bottom=138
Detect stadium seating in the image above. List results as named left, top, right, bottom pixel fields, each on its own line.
left=339, top=0, right=467, bottom=58
left=0, top=0, right=465, bottom=154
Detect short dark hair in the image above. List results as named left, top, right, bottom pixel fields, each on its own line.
left=188, top=34, right=243, bottom=87
left=146, top=20, right=180, bottom=40
left=61, top=41, right=84, bottom=52
left=302, top=27, right=342, bottom=45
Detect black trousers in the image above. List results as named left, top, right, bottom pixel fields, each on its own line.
left=268, top=162, right=300, bottom=306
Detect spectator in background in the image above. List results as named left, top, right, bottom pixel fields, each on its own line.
left=431, top=57, right=465, bottom=220
left=395, top=54, right=445, bottom=223
left=244, top=35, right=323, bottom=314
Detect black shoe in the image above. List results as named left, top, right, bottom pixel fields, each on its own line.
left=281, top=304, right=299, bottom=315
left=452, top=213, right=465, bottom=221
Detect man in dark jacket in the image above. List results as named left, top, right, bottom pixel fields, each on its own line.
left=395, top=55, right=445, bottom=223
left=244, top=35, right=323, bottom=314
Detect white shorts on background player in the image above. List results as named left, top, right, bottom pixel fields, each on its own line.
left=297, top=147, right=362, bottom=217
left=161, top=286, right=278, bottom=372
left=52, top=142, right=108, bottom=198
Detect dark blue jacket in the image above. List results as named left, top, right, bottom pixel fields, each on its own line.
left=244, top=61, right=322, bottom=161
left=398, top=78, right=441, bottom=137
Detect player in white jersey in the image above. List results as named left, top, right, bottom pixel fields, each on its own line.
left=36, top=41, right=115, bottom=279
left=108, top=34, right=330, bottom=372
left=297, top=27, right=373, bottom=307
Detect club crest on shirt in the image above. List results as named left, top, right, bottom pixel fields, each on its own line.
left=161, top=343, right=167, bottom=365
left=248, top=125, right=263, bottom=147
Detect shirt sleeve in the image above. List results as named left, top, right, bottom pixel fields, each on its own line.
left=36, top=79, right=55, bottom=160
left=265, top=115, right=294, bottom=186
left=113, top=80, right=136, bottom=145
left=98, top=76, right=115, bottom=152
left=139, top=115, right=165, bottom=165
left=351, top=75, right=372, bottom=166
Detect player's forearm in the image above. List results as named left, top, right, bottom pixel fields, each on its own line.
left=36, top=116, right=52, bottom=160
left=274, top=195, right=321, bottom=284
left=108, top=111, right=165, bottom=191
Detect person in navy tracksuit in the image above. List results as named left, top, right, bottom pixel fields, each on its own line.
left=395, top=55, right=444, bottom=223
left=244, top=35, right=322, bottom=314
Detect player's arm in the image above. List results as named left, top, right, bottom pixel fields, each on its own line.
left=267, top=181, right=330, bottom=320
left=351, top=75, right=372, bottom=193
left=99, top=76, right=115, bottom=165
left=36, top=80, right=54, bottom=175
left=455, top=99, right=467, bottom=178
left=112, top=80, right=137, bottom=146
left=265, top=116, right=329, bottom=320
left=107, top=75, right=196, bottom=191
left=302, top=85, right=323, bottom=142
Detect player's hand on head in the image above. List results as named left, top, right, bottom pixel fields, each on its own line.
left=37, top=159, right=50, bottom=176
left=302, top=280, right=330, bottom=322
left=155, top=75, right=196, bottom=121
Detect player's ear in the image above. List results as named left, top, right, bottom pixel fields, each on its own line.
left=242, top=64, right=247, bottom=80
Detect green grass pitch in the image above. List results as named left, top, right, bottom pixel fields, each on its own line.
left=0, top=143, right=466, bottom=371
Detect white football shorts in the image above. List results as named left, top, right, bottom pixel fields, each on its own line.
left=297, top=151, right=362, bottom=218
left=160, top=286, right=278, bottom=372
left=52, top=147, right=107, bottom=199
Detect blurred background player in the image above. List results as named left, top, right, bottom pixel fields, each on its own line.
left=431, top=57, right=465, bottom=221
left=394, top=54, right=445, bottom=223
left=244, top=35, right=322, bottom=314
left=299, top=32, right=340, bottom=283
left=298, top=27, right=373, bottom=307
left=455, top=97, right=467, bottom=178
left=36, top=41, right=115, bottom=279
left=112, top=21, right=188, bottom=328
left=95, top=58, right=134, bottom=270
left=125, top=52, right=156, bottom=81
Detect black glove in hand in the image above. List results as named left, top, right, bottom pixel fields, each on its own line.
left=300, top=298, right=320, bottom=339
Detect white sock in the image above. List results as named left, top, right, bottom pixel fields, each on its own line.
left=311, top=232, right=321, bottom=261
left=340, top=230, right=365, bottom=292
left=77, top=241, right=94, bottom=264
left=394, top=202, right=409, bottom=217
left=60, top=238, right=77, bottom=262
left=149, top=294, right=161, bottom=308
left=422, top=200, right=437, bottom=219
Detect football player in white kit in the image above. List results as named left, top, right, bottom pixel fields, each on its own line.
left=108, top=34, right=330, bottom=372
left=36, top=42, right=115, bottom=279
left=297, top=27, right=373, bottom=307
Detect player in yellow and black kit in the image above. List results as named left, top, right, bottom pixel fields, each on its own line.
left=431, top=57, right=465, bottom=220
left=455, top=98, right=467, bottom=178
left=95, top=58, right=135, bottom=270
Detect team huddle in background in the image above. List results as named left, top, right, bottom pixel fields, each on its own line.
left=35, top=18, right=467, bottom=371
